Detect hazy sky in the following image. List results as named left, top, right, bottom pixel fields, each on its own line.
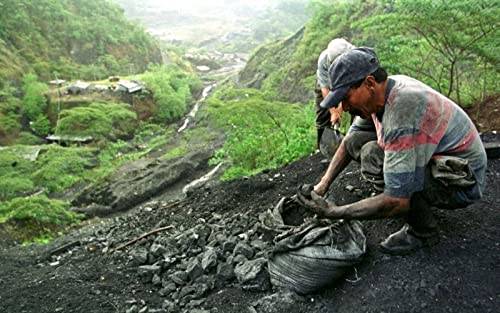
left=146, top=0, right=273, bottom=11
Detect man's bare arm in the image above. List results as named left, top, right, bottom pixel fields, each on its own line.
left=314, top=138, right=352, bottom=196
left=307, top=192, right=411, bottom=220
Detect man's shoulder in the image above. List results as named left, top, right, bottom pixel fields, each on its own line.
left=317, top=50, right=329, bottom=68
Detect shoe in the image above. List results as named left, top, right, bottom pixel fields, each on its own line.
left=380, top=224, right=439, bottom=255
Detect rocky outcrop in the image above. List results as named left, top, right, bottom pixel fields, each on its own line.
left=72, top=150, right=213, bottom=216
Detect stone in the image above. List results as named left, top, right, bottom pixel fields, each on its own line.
left=233, top=242, right=254, bottom=259
left=150, top=243, right=167, bottom=257
left=169, top=271, right=189, bottom=286
left=201, top=248, right=218, bottom=271
left=186, top=259, right=204, bottom=281
left=130, top=247, right=149, bottom=266
left=222, top=237, right=238, bottom=253
left=152, top=273, right=162, bottom=286
left=137, top=265, right=161, bottom=283
left=159, top=282, right=177, bottom=297
left=216, top=263, right=235, bottom=282
left=250, top=239, right=267, bottom=251
left=126, top=305, right=139, bottom=313
left=233, top=254, right=248, bottom=265
left=234, top=258, right=271, bottom=291
left=162, top=300, right=176, bottom=311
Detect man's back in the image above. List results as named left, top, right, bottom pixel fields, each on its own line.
left=371, top=75, right=487, bottom=201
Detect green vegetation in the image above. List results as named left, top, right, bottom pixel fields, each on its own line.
left=242, top=0, right=499, bottom=107
left=0, top=84, right=22, bottom=145
left=140, top=64, right=202, bottom=123
left=55, top=103, right=138, bottom=140
left=0, top=0, right=162, bottom=83
left=207, top=87, right=315, bottom=179
left=0, top=196, right=82, bottom=243
left=214, top=0, right=498, bottom=178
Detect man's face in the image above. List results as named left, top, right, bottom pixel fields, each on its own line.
left=341, top=79, right=375, bottom=119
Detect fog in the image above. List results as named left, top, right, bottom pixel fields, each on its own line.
left=147, top=0, right=272, bottom=11
left=114, top=0, right=311, bottom=53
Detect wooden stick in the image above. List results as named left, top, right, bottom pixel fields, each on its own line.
left=111, top=225, right=174, bottom=253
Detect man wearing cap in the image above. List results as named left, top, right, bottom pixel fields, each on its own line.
left=313, top=38, right=354, bottom=150
left=298, top=47, right=487, bottom=255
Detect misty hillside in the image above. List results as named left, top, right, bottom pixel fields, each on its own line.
left=113, top=0, right=311, bottom=53
left=0, top=0, right=162, bottom=84
left=238, top=0, right=499, bottom=106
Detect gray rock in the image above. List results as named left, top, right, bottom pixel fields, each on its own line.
left=150, top=243, right=166, bottom=257
left=186, top=299, right=206, bottom=309
left=126, top=305, right=139, bottom=313
left=152, top=273, right=162, bottom=286
left=186, top=259, right=204, bottom=281
left=130, top=247, right=149, bottom=266
left=159, top=282, right=177, bottom=296
left=250, top=291, right=298, bottom=313
left=169, top=271, right=189, bottom=286
left=233, top=243, right=254, bottom=259
left=201, top=248, right=218, bottom=271
left=216, top=263, right=235, bottom=282
left=234, top=258, right=271, bottom=291
left=137, top=265, right=161, bottom=283
left=222, top=237, right=238, bottom=253
left=194, top=275, right=215, bottom=290
left=215, top=233, right=227, bottom=245
left=162, top=300, right=176, bottom=312
left=233, top=254, right=248, bottom=265
left=250, top=239, right=267, bottom=251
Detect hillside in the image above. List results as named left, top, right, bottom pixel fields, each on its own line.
left=0, top=152, right=498, bottom=313
left=0, top=0, right=162, bottom=84
left=238, top=0, right=499, bottom=107
left=113, top=0, right=311, bottom=53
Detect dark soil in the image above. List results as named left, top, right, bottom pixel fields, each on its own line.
left=0, top=150, right=498, bottom=313
left=467, top=94, right=500, bottom=133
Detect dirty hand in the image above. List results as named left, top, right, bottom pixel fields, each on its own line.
left=313, top=182, right=329, bottom=197
left=297, top=190, right=335, bottom=218
left=329, top=107, right=342, bottom=126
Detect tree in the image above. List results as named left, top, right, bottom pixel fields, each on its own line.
left=21, top=72, right=48, bottom=121
left=396, top=0, right=499, bottom=103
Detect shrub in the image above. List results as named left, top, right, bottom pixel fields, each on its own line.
left=32, top=146, right=96, bottom=193
left=0, top=149, right=36, bottom=200
left=55, top=102, right=137, bottom=140
left=207, top=88, right=315, bottom=180
left=0, top=196, right=83, bottom=243
left=140, top=64, right=201, bottom=123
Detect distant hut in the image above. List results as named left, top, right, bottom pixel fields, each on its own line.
left=49, top=79, right=66, bottom=87
left=46, top=135, right=94, bottom=146
left=116, top=81, right=144, bottom=94
left=67, top=81, right=90, bottom=95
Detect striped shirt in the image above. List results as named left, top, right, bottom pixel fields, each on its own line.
left=353, top=75, right=487, bottom=202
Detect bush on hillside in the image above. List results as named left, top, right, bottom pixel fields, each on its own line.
left=140, top=64, right=202, bottom=123
left=55, top=103, right=137, bottom=140
left=207, top=87, right=315, bottom=179
left=32, top=146, right=97, bottom=193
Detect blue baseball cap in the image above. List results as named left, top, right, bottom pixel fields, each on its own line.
left=320, top=47, right=380, bottom=109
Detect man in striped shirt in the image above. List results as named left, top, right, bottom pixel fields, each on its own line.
left=298, top=47, right=487, bottom=255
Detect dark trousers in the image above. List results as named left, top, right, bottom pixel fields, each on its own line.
left=314, top=83, right=331, bottom=149
left=343, top=131, right=471, bottom=236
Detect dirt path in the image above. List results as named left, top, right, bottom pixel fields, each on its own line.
left=0, top=152, right=498, bottom=313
